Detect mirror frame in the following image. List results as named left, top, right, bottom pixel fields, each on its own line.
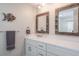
left=36, top=12, right=49, bottom=33
left=55, top=3, right=79, bottom=36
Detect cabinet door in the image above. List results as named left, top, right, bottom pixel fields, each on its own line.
left=25, top=44, right=31, bottom=56
left=26, top=44, right=37, bottom=56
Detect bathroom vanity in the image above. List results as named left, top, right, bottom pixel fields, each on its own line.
left=25, top=4, right=79, bottom=56
left=25, top=35, right=79, bottom=56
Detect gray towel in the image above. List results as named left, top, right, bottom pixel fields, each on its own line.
left=6, top=31, right=15, bottom=50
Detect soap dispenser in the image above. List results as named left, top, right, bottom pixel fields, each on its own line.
left=26, top=27, right=30, bottom=34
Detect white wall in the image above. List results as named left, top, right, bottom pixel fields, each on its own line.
left=0, top=3, right=36, bottom=56
left=36, top=3, right=79, bottom=44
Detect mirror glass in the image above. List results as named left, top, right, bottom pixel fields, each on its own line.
left=58, top=7, right=78, bottom=33
left=38, top=15, right=47, bottom=31
left=36, top=12, right=49, bottom=33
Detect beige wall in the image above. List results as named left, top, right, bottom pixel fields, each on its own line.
left=36, top=3, right=79, bottom=44
left=0, top=3, right=36, bottom=56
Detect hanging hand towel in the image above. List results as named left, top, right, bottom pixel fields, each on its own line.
left=6, top=31, right=15, bottom=50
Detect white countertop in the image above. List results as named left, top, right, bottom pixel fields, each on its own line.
left=25, top=34, right=79, bottom=52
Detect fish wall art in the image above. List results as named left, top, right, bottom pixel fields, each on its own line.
left=3, top=13, right=16, bottom=21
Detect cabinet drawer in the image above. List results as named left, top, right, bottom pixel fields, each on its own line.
left=36, top=41, right=46, bottom=50
left=36, top=49, right=46, bottom=56
left=47, top=52, right=57, bottom=56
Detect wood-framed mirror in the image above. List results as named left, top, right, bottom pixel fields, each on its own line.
left=55, top=3, right=79, bottom=36
left=36, top=12, right=49, bottom=33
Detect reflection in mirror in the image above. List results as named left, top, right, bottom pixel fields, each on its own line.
left=36, top=12, right=49, bottom=33
left=59, top=7, right=78, bottom=33
left=55, top=4, right=79, bottom=35
left=38, top=15, right=46, bottom=31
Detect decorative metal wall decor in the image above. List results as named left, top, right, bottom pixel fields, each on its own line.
left=3, top=13, right=16, bottom=21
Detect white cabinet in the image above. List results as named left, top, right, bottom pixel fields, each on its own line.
left=26, top=39, right=46, bottom=50
left=25, top=38, right=79, bottom=56
left=25, top=39, right=47, bottom=56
